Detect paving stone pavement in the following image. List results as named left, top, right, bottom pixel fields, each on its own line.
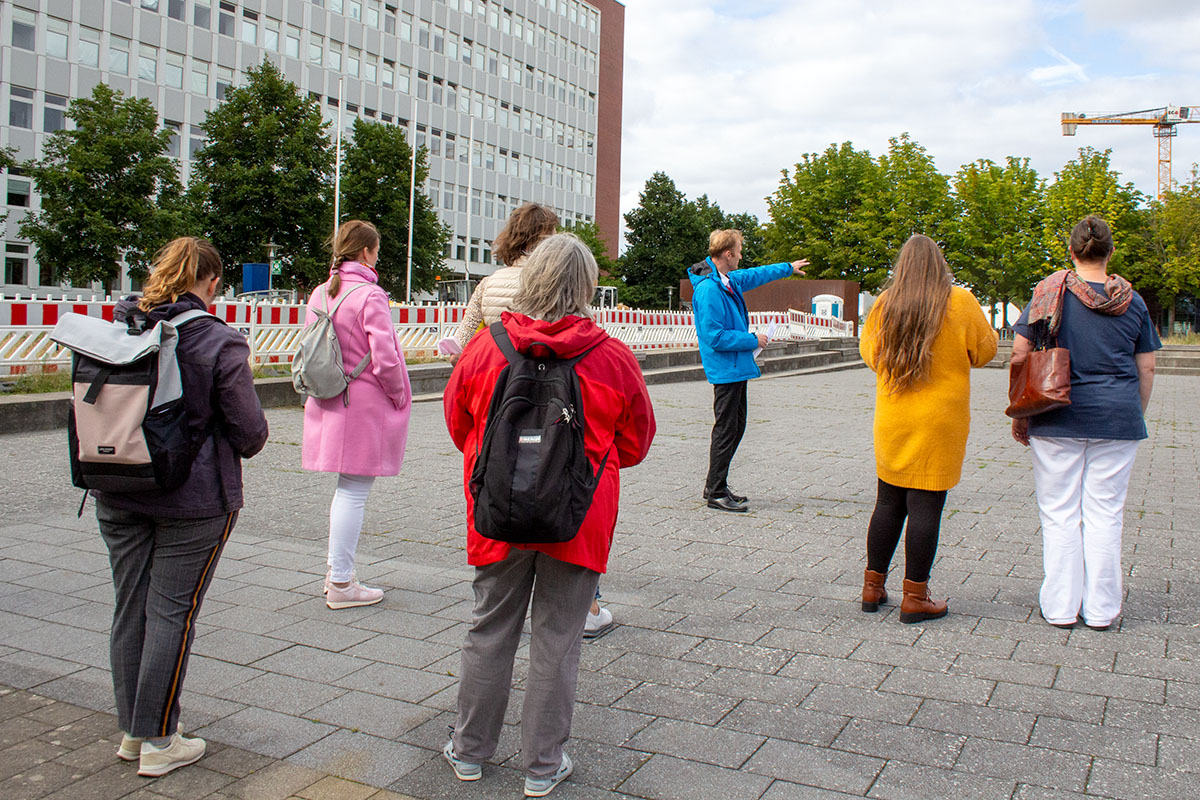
left=0, top=367, right=1198, bottom=800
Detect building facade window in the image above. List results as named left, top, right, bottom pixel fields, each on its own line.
left=9, top=87, right=34, bottom=129
left=109, top=36, right=131, bottom=75
left=47, top=18, right=70, bottom=59
left=5, top=244, right=30, bottom=286
left=168, top=0, right=186, bottom=21
left=194, top=0, right=212, bottom=29
left=165, top=52, right=184, bottom=88
left=11, top=9, right=36, bottom=51
left=7, top=179, right=32, bottom=208
left=44, top=94, right=68, bottom=131
left=138, top=45, right=157, bottom=81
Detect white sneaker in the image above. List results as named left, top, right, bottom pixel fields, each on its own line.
left=525, top=752, right=573, bottom=797
left=118, top=723, right=182, bottom=761
left=137, top=732, right=206, bottom=777
left=584, top=606, right=614, bottom=639
left=326, top=576, right=384, bottom=609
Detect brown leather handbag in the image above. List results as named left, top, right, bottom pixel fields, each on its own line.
left=1005, top=318, right=1071, bottom=418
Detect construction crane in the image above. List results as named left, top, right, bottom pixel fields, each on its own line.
left=1061, top=106, right=1200, bottom=199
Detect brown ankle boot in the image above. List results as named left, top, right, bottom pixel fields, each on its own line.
left=862, top=569, right=888, bottom=612
left=900, top=579, right=947, bottom=624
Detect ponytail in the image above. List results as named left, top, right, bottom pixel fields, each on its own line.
left=139, top=237, right=223, bottom=311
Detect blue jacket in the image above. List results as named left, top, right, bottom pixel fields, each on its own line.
left=688, top=258, right=793, bottom=384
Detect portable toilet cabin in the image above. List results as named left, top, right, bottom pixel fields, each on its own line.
left=811, top=294, right=843, bottom=319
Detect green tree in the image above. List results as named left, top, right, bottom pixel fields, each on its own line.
left=191, top=60, right=333, bottom=291
left=562, top=219, right=616, bottom=276
left=725, top=211, right=768, bottom=268
left=947, top=157, right=1047, bottom=324
left=1043, top=147, right=1144, bottom=276
left=876, top=133, right=955, bottom=250
left=763, top=142, right=891, bottom=290
left=19, top=84, right=185, bottom=289
left=618, top=172, right=708, bottom=308
left=1138, top=167, right=1200, bottom=331
left=340, top=118, right=449, bottom=300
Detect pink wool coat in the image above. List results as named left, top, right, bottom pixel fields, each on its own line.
left=301, top=261, right=412, bottom=476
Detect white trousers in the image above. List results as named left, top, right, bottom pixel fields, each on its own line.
left=327, top=473, right=376, bottom=583
left=1030, top=437, right=1139, bottom=627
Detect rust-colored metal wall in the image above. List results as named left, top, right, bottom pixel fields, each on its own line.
left=584, top=0, right=624, bottom=260
left=679, top=278, right=861, bottom=334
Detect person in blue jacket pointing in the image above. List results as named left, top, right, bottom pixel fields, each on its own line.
left=688, top=229, right=808, bottom=511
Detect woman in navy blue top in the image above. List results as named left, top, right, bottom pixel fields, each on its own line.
left=1011, top=215, right=1160, bottom=631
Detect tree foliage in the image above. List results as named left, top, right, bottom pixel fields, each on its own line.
left=1042, top=147, right=1143, bottom=276
left=763, top=142, right=890, bottom=290
left=340, top=118, right=449, bottom=300
left=946, top=157, right=1047, bottom=319
left=618, top=172, right=710, bottom=308
left=1137, top=167, right=1200, bottom=323
left=763, top=135, right=953, bottom=292
left=190, top=60, right=334, bottom=291
left=617, top=173, right=769, bottom=308
left=562, top=219, right=616, bottom=276
left=19, top=84, right=185, bottom=289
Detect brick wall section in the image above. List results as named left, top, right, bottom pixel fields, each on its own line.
left=585, top=0, right=625, bottom=260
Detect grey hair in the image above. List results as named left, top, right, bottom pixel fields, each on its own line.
left=511, top=233, right=598, bottom=321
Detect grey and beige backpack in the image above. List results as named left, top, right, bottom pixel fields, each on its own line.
left=291, top=282, right=372, bottom=405
left=50, top=308, right=216, bottom=493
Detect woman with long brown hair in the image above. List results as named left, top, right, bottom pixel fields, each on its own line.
left=99, top=237, right=268, bottom=776
left=858, top=235, right=997, bottom=623
left=302, top=220, right=412, bottom=609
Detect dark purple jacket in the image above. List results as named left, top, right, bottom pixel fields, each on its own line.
left=95, top=293, right=269, bottom=518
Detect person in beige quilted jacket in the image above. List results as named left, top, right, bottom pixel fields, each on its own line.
left=451, top=203, right=560, bottom=354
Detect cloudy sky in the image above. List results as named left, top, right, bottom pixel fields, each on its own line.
left=618, top=0, right=1200, bottom=233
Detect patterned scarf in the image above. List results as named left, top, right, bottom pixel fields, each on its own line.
left=1026, top=269, right=1134, bottom=337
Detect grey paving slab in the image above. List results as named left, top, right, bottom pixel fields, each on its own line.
left=2, top=369, right=1199, bottom=799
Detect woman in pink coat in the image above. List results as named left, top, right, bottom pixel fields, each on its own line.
left=302, top=220, right=412, bottom=609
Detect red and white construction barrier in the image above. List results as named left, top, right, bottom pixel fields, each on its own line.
left=0, top=298, right=849, bottom=375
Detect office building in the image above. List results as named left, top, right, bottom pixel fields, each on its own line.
left=1, top=0, right=624, bottom=295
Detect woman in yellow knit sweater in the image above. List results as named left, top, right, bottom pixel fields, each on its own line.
left=859, top=235, right=997, bottom=623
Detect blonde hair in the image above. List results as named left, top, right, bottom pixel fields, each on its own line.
left=327, top=220, right=380, bottom=298
left=868, top=234, right=952, bottom=393
left=139, top=238, right=223, bottom=312
left=493, top=203, right=560, bottom=265
left=511, top=233, right=597, bottom=321
left=708, top=229, right=743, bottom=258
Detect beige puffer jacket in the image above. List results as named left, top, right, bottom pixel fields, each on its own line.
left=452, top=257, right=527, bottom=349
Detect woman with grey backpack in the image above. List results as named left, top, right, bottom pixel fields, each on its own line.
left=301, top=220, right=413, bottom=609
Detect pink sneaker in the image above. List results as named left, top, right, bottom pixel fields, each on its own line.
left=326, top=577, right=384, bottom=609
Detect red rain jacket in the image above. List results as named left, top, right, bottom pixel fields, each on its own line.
left=444, top=311, right=656, bottom=573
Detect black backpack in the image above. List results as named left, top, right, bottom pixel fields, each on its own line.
left=469, top=322, right=608, bottom=544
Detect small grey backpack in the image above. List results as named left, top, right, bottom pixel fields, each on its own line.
left=291, top=282, right=372, bottom=405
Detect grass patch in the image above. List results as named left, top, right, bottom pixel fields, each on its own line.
left=1163, top=333, right=1200, bottom=345
left=4, top=371, right=72, bottom=395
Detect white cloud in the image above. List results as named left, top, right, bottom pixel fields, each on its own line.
left=616, top=0, right=1200, bottom=247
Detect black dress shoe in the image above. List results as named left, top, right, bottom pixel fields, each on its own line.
left=707, top=494, right=748, bottom=512
left=702, top=488, right=748, bottom=504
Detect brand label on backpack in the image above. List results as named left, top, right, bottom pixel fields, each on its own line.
left=468, top=322, right=608, bottom=545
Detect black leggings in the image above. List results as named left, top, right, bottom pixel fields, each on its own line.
left=866, top=479, right=948, bottom=583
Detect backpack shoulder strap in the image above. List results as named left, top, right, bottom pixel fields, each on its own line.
left=327, top=282, right=372, bottom=316
left=170, top=309, right=220, bottom=328
left=488, top=321, right=521, bottom=365
left=487, top=320, right=604, bottom=368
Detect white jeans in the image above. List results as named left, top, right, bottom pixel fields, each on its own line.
left=327, top=473, right=376, bottom=583
left=1030, top=437, right=1139, bottom=627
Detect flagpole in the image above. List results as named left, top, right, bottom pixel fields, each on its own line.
left=463, top=116, right=475, bottom=283
left=406, top=104, right=417, bottom=303
left=333, top=76, right=344, bottom=238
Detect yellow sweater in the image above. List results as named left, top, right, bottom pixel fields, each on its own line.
left=859, top=286, right=998, bottom=491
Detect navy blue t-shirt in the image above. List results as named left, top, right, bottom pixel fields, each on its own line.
left=1013, top=282, right=1161, bottom=440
